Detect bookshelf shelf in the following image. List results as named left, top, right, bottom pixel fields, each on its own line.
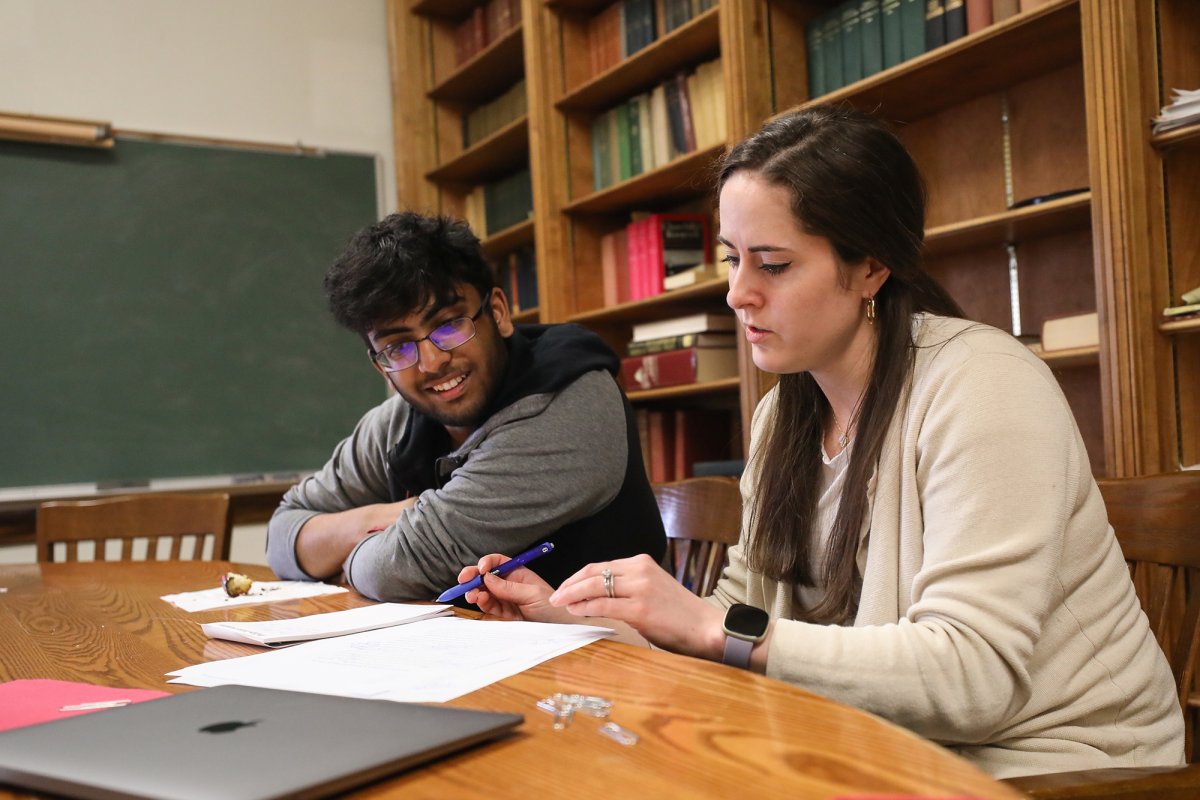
left=1152, top=123, right=1200, bottom=152
left=481, top=218, right=535, bottom=258
left=427, top=117, right=529, bottom=184
left=563, top=143, right=725, bottom=214
left=795, top=1, right=1082, bottom=123
left=569, top=276, right=729, bottom=326
left=1161, top=316, right=1200, bottom=336
left=924, top=191, right=1093, bottom=257
left=556, top=7, right=720, bottom=113
left=428, top=25, right=525, bottom=106
left=513, top=307, right=540, bottom=324
left=1036, top=345, right=1101, bottom=369
left=626, top=376, right=741, bottom=403
left=410, top=0, right=477, bottom=19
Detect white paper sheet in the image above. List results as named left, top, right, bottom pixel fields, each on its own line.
left=200, top=603, right=453, bottom=646
left=161, top=581, right=347, bottom=612
left=168, top=617, right=614, bottom=702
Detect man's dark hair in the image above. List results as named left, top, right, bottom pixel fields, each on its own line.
left=324, top=212, right=495, bottom=337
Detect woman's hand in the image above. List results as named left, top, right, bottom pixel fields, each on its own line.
left=457, top=555, right=575, bottom=624
left=548, top=554, right=726, bottom=659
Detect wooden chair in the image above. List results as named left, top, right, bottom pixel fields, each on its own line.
left=36, top=492, right=233, bottom=563
left=1004, top=472, right=1200, bottom=799
left=653, top=476, right=742, bottom=597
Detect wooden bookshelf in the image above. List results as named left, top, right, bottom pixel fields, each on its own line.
left=1037, top=345, right=1101, bottom=369
left=562, top=143, right=724, bottom=214
left=1161, top=317, right=1200, bottom=336
left=556, top=8, right=719, bottom=112
left=386, top=0, right=1200, bottom=478
left=627, top=376, right=741, bottom=403
left=924, top=192, right=1092, bottom=258
left=426, top=116, right=530, bottom=184
left=428, top=25, right=525, bottom=105
left=1151, top=123, right=1200, bottom=152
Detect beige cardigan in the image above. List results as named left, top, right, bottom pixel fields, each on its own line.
left=711, top=315, right=1184, bottom=778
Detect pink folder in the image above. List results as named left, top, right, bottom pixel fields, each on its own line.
left=0, top=679, right=170, bottom=732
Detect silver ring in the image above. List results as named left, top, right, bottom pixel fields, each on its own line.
left=602, top=567, right=615, bottom=599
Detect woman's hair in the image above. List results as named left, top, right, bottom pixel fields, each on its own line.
left=719, top=104, right=964, bottom=624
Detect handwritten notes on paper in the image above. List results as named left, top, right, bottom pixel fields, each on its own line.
left=169, top=617, right=613, bottom=702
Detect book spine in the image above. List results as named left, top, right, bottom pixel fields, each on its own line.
left=944, top=0, right=967, bottom=42
left=841, top=1, right=864, bottom=85
left=881, top=0, right=903, bottom=69
left=965, top=0, right=992, bottom=32
left=822, top=11, right=845, bottom=92
left=620, top=348, right=703, bottom=391
left=860, top=0, right=884, bottom=77
left=674, top=70, right=697, bottom=153
left=925, top=0, right=946, bottom=50
left=806, top=16, right=826, bottom=98
left=899, top=0, right=925, bottom=60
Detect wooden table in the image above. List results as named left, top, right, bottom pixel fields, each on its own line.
left=0, top=561, right=1023, bottom=799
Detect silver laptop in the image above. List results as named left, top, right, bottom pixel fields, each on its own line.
left=0, top=684, right=522, bottom=800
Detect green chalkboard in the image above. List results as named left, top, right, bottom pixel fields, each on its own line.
left=0, top=137, right=384, bottom=491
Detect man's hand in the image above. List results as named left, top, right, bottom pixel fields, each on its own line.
left=295, top=498, right=417, bottom=579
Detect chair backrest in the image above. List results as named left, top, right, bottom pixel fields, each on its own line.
left=36, top=492, right=233, bottom=563
left=653, top=476, right=742, bottom=597
left=1099, top=472, right=1200, bottom=761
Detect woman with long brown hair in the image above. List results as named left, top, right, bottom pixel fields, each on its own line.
left=458, top=105, right=1183, bottom=778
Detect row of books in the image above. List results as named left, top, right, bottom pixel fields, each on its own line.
left=591, top=59, right=725, bottom=192
left=454, top=0, right=522, bottom=67
left=462, top=79, right=526, bottom=149
left=806, top=0, right=1027, bottom=97
left=462, top=167, right=533, bottom=237
left=587, top=0, right=718, bottom=78
left=600, top=212, right=713, bottom=306
left=635, top=408, right=734, bottom=483
left=496, top=244, right=538, bottom=314
left=620, top=313, right=738, bottom=392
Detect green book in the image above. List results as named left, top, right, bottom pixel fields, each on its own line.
left=841, top=1, right=863, bottom=85
left=592, top=113, right=609, bottom=191
left=821, top=11, right=844, bottom=93
left=881, top=0, right=903, bottom=68
left=860, top=0, right=883, bottom=77
left=806, top=15, right=826, bottom=97
left=627, top=98, right=643, bottom=177
left=616, top=102, right=633, bottom=181
left=899, top=0, right=925, bottom=61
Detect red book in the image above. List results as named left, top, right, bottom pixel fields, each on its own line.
left=647, top=410, right=675, bottom=483
left=619, top=346, right=739, bottom=391
left=673, top=409, right=733, bottom=479
left=600, top=228, right=631, bottom=307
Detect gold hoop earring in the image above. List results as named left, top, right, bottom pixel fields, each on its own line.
left=866, top=296, right=876, bottom=324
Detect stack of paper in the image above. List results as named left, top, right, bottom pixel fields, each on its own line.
left=169, top=617, right=613, bottom=703
left=1153, top=88, right=1200, bottom=134
left=201, top=603, right=453, bottom=647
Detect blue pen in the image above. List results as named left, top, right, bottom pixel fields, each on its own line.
left=436, top=541, right=555, bottom=603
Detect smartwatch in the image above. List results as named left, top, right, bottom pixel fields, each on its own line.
left=721, top=603, right=770, bottom=669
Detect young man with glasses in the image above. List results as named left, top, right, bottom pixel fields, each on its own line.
left=266, top=212, right=667, bottom=602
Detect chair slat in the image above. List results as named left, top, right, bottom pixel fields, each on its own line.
left=36, top=493, right=233, bottom=564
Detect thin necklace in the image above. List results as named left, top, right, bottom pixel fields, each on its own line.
left=830, top=389, right=868, bottom=450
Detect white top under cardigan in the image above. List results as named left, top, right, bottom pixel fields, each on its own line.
left=709, top=314, right=1184, bottom=778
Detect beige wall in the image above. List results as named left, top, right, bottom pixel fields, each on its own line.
left=0, top=0, right=395, bottom=211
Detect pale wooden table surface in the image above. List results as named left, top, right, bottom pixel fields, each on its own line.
left=0, top=561, right=1023, bottom=799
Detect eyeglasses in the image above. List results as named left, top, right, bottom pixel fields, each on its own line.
left=369, top=296, right=490, bottom=373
